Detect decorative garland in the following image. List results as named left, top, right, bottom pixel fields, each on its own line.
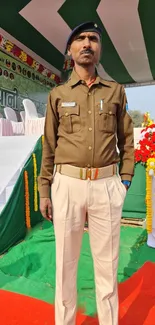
left=41, top=135, right=44, bottom=148
left=134, top=123, right=155, bottom=234
left=0, top=34, right=60, bottom=84
left=63, top=56, right=74, bottom=71
left=146, top=158, right=155, bottom=233
left=24, top=170, right=31, bottom=229
left=32, top=153, right=38, bottom=212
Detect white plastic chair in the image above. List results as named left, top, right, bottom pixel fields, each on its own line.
left=4, top=107, right=24, bottom=135
left=4, top=107, right=17, bottom=122
left=23, top=99, right=38, bottom=119
left=20, top=111, right=25, bottom=122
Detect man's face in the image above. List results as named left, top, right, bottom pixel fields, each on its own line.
left=68, top=31, right=101, bottom=67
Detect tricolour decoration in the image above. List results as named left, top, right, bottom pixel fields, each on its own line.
left=0, top=34, right=60, bottom=84
left=24, top=170, right=31, bottom=229
left=32, top=153, right=38, bottom=212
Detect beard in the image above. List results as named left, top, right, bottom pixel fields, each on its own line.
left=78, top=61, right=94, bottom=67
left=76, top=50, right=95, bottom=66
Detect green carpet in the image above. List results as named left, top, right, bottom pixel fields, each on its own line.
left=0, top=221, right=155, bottom=316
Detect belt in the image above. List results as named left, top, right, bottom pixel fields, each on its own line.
left=56, top=164, right=117, bottom=180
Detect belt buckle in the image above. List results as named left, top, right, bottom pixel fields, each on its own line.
left=87, top=168, right=91, bottom=180
left=87, top=168, right=99, bottom=180
left=90, top=168, right=99, bottom=180
left=80, top=167, right=99, bottom=180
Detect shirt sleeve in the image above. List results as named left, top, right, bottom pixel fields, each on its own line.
left=117, top=85, right=135, bottom=181
left=38, top=90, right=59, bottom=198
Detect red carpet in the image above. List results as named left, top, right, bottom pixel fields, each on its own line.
left=0, top=262, right=155, bottom=325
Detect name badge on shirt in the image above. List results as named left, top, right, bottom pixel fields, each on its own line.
left=61, top=102, right=76, bottom=107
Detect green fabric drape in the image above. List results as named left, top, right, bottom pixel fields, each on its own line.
left=0, top=137, right=43, bottom=255
left=122, top=164, right=146, bottom=219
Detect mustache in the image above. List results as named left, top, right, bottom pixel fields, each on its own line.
left=80, top=48, right=94, bottom=55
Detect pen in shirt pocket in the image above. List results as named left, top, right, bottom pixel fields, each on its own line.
left=100, top=99, right=104, bottom=112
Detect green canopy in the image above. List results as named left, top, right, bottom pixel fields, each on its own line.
left=0, top=0, right=154, bottom=85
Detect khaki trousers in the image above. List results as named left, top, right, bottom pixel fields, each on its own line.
left=52, top=172, right=126, bottom=325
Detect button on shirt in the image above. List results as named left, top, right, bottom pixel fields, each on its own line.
left=38, top=69, right=134, bottom=198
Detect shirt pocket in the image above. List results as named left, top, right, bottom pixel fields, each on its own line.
left=58, top=104, right=81, bottom=134
left=98, top=102, right=117, bottom=133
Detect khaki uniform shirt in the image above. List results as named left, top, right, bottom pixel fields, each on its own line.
left=38, top=69, right=134, bottom=198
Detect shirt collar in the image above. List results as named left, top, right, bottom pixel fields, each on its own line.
left=94, top=75, right=112, bottom=87
left=67, top=69, right=81, bottom=87
left=67, top=69, right=112, bottom=88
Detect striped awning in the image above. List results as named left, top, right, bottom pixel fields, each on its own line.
left=0, top=0, right=154, bottom=85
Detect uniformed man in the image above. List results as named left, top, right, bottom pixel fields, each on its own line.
left=38, top=21, right=134, bottom=325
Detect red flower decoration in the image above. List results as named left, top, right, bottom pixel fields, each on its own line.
left=135, top=124, right=155, bottom=163
left=38, top=64, right=44, bottom=73
left=26, top=55, right=33, bottom=66
left=54, top=75, right=60, bottom=83
left=47, top=71, right=52, bottom=78
left=11, top=45, right=21, bottom=57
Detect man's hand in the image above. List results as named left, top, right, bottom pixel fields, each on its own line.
left=123, top=184, right=128, bottom=191
left=40, top=198, right=52, bottom=221
left=121, top=180, right=131, bottom=191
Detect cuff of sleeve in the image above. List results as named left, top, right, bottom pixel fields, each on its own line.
left=39, top=185, right=51, bottom=198
left=120, top=174, right=132, bottom=182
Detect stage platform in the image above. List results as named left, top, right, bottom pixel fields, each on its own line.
left=0, top=136, right=39, bottom=213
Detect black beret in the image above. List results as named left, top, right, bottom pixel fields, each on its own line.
left=65, top=21, right=102, bottom=53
